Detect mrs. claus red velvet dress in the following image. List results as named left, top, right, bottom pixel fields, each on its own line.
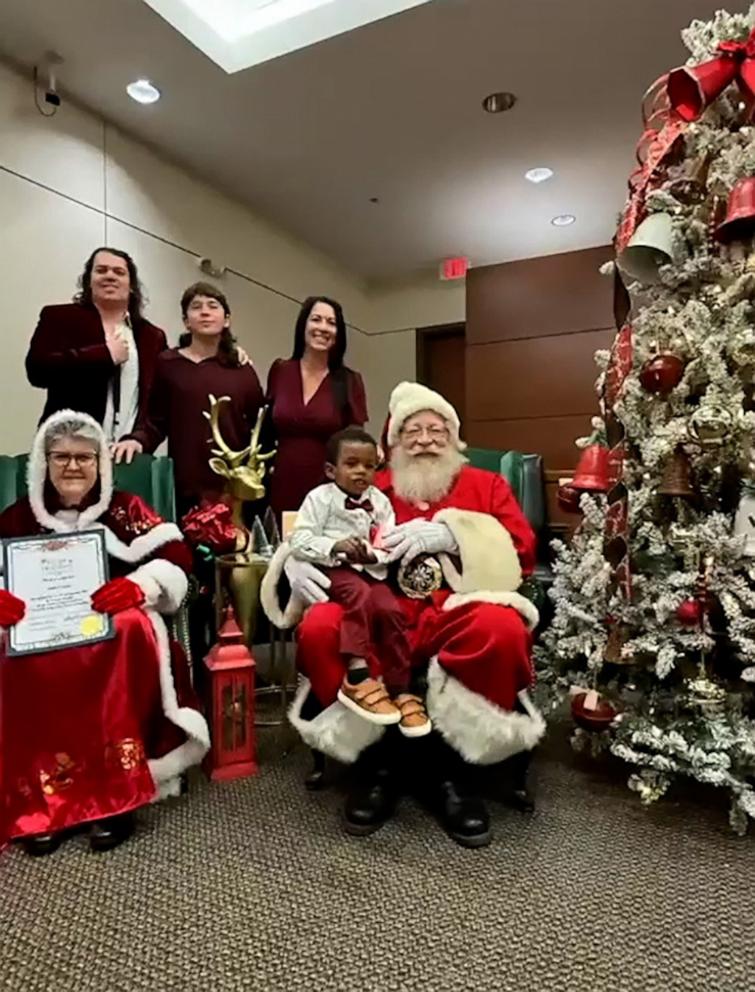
left=266, top=359, right=367, bottom=518
left=0, top=412, right=209, bottom=843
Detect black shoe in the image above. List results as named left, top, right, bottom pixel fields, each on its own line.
left=89, top=812, right=135, bottom=852
left=432, top=780, right=491, bottom=849
left=305, top=749, right=327, bottom=791
left=22, top=833, right=62, bottom=857
left=343, top=766, right=398, bottom=836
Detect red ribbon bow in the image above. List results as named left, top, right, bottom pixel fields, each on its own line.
left=181, top=501, right=238, bottom=554
left=668, top=28, right=755, bottom=121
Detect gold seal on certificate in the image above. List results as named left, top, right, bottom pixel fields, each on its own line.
left=2, top=530, right=115, bottom=656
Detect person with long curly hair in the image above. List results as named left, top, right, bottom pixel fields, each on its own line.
left=25, top=247, right=167, bottom=441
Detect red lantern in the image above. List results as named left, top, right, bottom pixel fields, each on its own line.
left=715, top=177, right=755, bottom=242
left=639, top=353, right=684, bottom=395
left=676, top=598, right=704, bottom=626
left=571, top=445, right=610, bottom=492
left=571, top=691, right=617, bottom=732
left=203, top=606, right=257, bottom=781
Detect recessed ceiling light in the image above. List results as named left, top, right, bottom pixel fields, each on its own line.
left=551, top=214, right=576, bottom=227
left=525, top=167, right=554, bottom=184
left=482, top=91, right=517, bottom=114
left=127, top=79, right=161, bottom=105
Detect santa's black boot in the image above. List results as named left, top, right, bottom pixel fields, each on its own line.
left=343, top=731, right=400, bottom=836
left=497, top=749, right=535, bottom=813
left=413, top=732, right=491, bottom=849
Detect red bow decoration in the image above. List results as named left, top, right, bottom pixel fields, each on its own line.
left=667, top=28, right=755, bottom=121
left=181, top=501, right=238, bottom=555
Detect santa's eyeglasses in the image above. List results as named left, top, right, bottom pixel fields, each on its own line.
left=401, top=426, right=448, bottom=442
left=47, top=452, right=97, bottom=468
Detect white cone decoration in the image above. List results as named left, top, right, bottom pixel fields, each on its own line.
left=617, top=213, right=674, bottom=285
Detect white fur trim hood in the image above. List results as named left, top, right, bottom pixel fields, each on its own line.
left=435, top=507, right=539, bottom=630
left=387, top=381, right=463, bottom=448
left=28, top=409, right=113, bottom=532
left=426, top=658, right=545, bottom=764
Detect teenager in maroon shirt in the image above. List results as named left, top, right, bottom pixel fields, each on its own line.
left=113, top=283, right=264, bottom=515
left=266, top=296, right=368, bottom=520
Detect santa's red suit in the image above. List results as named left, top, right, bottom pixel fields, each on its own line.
left=261, top=393, right=545, bottom=768
left=0, top=411, right=209, bottom=842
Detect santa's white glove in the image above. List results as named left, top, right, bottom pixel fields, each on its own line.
left=283, top=555, right=331, bottom=606
left=382, top=520, right=458, bottom=564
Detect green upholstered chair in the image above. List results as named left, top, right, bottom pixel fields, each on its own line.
left=465, top=446, right=551, bottom=614
left=0, top=452, right=191, bottom=659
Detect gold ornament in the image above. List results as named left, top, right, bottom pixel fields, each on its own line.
left=686, top=675, right=726, bottom=717
left=397, top=554, right=443, bottom=599
left=689, top=406, right=732, bottom=448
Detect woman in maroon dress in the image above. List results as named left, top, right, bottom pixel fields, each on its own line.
left=266, top=297, right=367, bottom=518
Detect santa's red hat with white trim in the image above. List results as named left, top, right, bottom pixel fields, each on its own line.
left=386, top=381, right=464, bottom=449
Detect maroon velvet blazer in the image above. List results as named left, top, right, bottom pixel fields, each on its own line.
left=25, top=302, right=167, bottom=431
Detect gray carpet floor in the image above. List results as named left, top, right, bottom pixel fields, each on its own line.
left=1, top=725, right=753, bottom=992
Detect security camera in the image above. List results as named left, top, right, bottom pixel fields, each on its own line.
left=35, top=52, right=63, bottom=110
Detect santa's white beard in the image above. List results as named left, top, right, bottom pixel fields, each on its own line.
left=390, top=447, right=467, bottom=506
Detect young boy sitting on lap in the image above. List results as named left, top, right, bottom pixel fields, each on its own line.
left=290, top=427, right=430, bottom=737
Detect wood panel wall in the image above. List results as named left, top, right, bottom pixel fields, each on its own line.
left=465, top=246, right=614, bottom=529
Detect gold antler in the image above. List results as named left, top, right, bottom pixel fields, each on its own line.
left=203, top=394, right=251, bottom=467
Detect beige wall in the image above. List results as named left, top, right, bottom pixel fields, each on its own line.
left=1, top=60, right=437, bottom=451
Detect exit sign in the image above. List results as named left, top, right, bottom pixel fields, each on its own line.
left=439, top=257, right=469, bottom=281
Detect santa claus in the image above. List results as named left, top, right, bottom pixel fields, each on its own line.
left=0, top=410, right=209, bottom=855
left=261, top=382, right=545, bottom=848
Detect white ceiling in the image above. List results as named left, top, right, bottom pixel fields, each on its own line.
left=0, top=0, right=725, bottom=281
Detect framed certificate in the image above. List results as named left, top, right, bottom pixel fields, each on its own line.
left=3, top=530, right=115, bottom=656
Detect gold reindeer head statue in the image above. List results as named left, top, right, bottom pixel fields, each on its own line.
left=204, top=395, right=275, bottom=503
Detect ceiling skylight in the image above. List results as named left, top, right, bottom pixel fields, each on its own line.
left=142, top=0, right=435, bottom=73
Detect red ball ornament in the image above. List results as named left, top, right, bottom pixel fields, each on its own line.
left=639, top=353, right=684, bottom=395
left=571, top=692, right=617, bottom=732
left=676, top=598, right=704, bottom=625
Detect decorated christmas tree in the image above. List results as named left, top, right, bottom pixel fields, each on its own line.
left=538, top=5, right=755, bottom=832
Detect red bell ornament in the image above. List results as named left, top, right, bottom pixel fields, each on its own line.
left=667, top=29, right=755, bottom=122
left=203, top=606, right=257, bottom=781
left=639, top=353, right=685, bottom=395
left=571, top=445, right=610, bottom=493
left=715, top=177, right=755, bottom=243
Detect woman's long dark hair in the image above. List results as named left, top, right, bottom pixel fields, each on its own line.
left=74, top=247, right=145, bottom=325
left=179, top=282, right=239, bottom=367
left=292, top=296, right=351, bottom=413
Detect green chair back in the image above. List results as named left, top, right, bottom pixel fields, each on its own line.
left=466, top=447, right=525, bottom=506
left=0, top=453, right=177, bottom=522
